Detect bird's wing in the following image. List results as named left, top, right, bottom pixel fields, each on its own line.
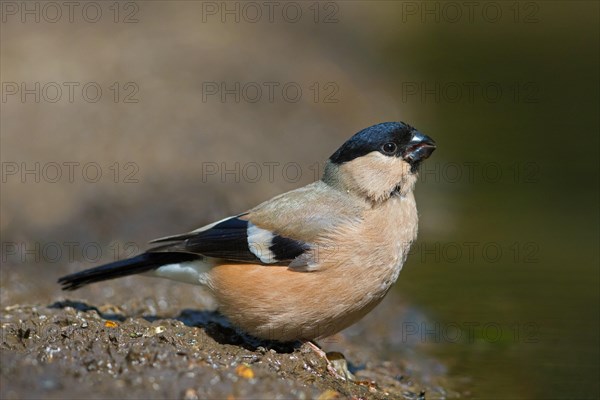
left=149, top=181, right=364, bottom=269
left=149, top=213, right=309, bottom=264
left=244, top=181, right=363, bottom=240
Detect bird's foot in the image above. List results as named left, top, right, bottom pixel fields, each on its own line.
left=305, top=341, right=354, bottom=381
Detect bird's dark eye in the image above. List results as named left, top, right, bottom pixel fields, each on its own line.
left=382, top=142, right=397, bottom=155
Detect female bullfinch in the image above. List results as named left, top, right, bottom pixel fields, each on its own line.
left=59, top=122, right=436, bottom=342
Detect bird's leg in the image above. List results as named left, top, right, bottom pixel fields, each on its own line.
left=305, top=341, right=351, bottom=381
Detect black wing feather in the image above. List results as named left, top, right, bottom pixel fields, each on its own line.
left=269, top=235, right=309, bottom=261
left=152, top=216, right=310, bottom=264
left=183, top=217, right=258, bottom=262
left=58, top=216, right=312, bottom=291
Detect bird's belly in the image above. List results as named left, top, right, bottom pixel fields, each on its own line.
left=208, top=261, right=398, bottom=342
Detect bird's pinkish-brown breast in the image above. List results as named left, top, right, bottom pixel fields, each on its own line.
left=207, top=192, right=418, bottom=342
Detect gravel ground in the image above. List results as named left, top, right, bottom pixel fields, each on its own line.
left=0, top=272, right=455, bottom=399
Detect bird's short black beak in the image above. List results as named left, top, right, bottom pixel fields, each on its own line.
left=403, top=130, right=436, bottom=170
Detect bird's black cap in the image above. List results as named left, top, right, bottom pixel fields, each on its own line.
left=329, top=122, right=435, bottom=170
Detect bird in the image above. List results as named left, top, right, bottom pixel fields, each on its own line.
left=58, top=122, right=436, bottom=343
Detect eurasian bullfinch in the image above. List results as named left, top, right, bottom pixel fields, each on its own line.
left=59, top=122, right=436, bottom=343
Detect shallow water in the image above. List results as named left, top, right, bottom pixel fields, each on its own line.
left=385, top=3, right=600, bottom=395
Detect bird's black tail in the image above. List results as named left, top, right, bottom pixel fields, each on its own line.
left=58, top=252, right=200, bottom=291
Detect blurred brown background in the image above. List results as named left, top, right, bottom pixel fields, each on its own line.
left=1, top=1, right=598, bottom=399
